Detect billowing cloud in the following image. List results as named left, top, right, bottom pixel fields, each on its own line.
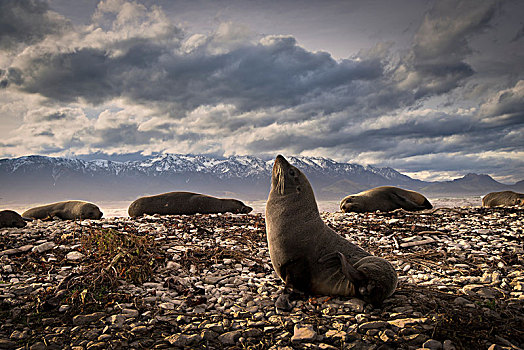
left=393, top=0, right=497, bottom=98
left=0, top=0, right=523, bottom=183
left=7, top=34, right=384, bottom=116
left=0, top=0, right=70, bottom=50
left=479, top=80, right=524, bottom=122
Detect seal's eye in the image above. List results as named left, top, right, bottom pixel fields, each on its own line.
left=289, top=169, right=295, bottom=176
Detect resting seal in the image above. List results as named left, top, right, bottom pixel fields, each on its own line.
left=0, top=210, right=27, bottom=228
left=128, top=192, right=253, bottom=217
left=266, top=155, right=397, bottom=306
left=22, top=201, right=103, bottom=220
left=482, top=191, right=524, bottom=207
left=340, top=186, right=432, bottom=213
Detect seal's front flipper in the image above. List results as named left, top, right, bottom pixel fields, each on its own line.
left=391, top=193, right=426, bottom=211
left=275, top=293, right=292, bottom=311
left=335, top=252, right=366, bottom=283
left=275, top=268, right=308, bottom=312
left=319, top=252, right=365, bottom=283
left=45, top=210, right=64, bottom=220
left=280, top=258, right=311, bottom=293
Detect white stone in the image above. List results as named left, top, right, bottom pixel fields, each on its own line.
left=66, top=251, right=85, bottom=261
left=32, top=242, right=55, bottom=253
left=291, top=324, right=317, bottom=342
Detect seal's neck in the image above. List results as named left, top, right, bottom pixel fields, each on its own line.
left=267, top=190, right=322, bottom=225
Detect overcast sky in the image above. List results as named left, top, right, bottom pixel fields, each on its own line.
left=0, top=0, right=523, bottom=183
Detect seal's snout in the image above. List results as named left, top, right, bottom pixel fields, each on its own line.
left=341, top=201, right=360, bottom=213
left=272, top=155, right=289, bottom=195
left=274, top=154, right=290, bottom=167
left=340, top=198, right=352, bottom=212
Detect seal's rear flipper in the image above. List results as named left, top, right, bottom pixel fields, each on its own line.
left=391, top=193, right=427, bottom=211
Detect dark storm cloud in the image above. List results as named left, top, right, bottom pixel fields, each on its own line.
left=243, top=99, right=523, bottom=166
left=512, top=24, right=524, bottom=42
left=93, top=122, right=148, bottom=147
left=0, top=0, right=69, bottom=50
left=396, top=154, right=522, bottom=178
left=19, top=48, right=118, bottom=104
left=1, top=0, right=522, bottom=182
left=9, top=36, right=384, bottom=115
left=0, top=68, right=23, bottom=88
left=38, top=112, right=68, bottom=122
left=4, top=0, right=499, bottom=121
left=395, top=0, right=498, bottom=98
left=35, top=131, right=54, bottom=137
left=412, top=0, right=496, bottom=60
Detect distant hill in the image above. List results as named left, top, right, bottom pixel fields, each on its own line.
left=0, top=154, right=521, bottom=205
left=421, top=173, right=508, bottom=195
left=319, top=179, right=366, bottom=197
left=513, top=180, right=524, bottom=192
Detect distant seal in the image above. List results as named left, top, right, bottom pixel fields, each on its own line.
left=0, top=210, right=27, bottom=228
left=128, top=192, right=253, bottom=217
left=266, top=155, right=397, bottom=306
left=22, top=201, right=103, bottom=220
left=340, top=186, right=432, bottom=213
left=482, top=191, right=524, bottom=207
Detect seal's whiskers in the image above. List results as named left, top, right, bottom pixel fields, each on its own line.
left=276, top=166, right=285, bottom=195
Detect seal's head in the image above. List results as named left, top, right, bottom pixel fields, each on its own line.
left=231, top=200, right=253, bottom=214
left=82, top=203, right=103, bottom=219
left=340, top=196, right=367, bottom=213
left=354, top=256, right=398, bottom=306
left=0, top=210, right=27, bottom=228
left=271, top=155, right=313, bottom=198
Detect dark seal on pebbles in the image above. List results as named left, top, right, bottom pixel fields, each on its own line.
left=0, top=210, right=27, bottom=228
left=128, top=192, right=253, bottom=217
left=22, top=201, right=103, bottom=220
left=265, top=155, right=397, bottom=306
left=340, top=186, right=432, bottom=213
left=482, top=191, right=524, bottom=207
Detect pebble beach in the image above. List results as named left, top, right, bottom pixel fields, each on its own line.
left=1, top=207, right=523, bottom=349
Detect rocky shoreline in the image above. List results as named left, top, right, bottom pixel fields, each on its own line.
left=1, top=207, right=523, bottom=349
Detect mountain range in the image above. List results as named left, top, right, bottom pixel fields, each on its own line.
left=1, top=154, right=522, bottom=204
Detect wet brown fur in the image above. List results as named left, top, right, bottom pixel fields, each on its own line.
left=0, top=210, right=27, bottom=228
left=266, top=155, right=397, bottom=305
left=128, top=191, right=253, bottom=217
left=340, top=186, right=432, bottom=213
left=22, top=201, right=103, bottom=220
left=482, top=191, right=524, bottom=207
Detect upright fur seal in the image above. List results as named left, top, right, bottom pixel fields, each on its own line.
left=128, top=192, right=253, bottom=217
left=22, top=201, right=103, bottom=220
left=0, top=210, right=27, bottom=228
left=266, top=155, right=397, bottom=305
left=340, top=186, right=432, bottom=213
left=482, top=191, right=524, bottom=207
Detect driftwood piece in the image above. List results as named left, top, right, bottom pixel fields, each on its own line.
left=400, top=238, right=436, bottom=248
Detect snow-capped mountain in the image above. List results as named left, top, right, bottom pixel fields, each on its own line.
left=0, top=154, right=521, bottom=204
left=0, top=154, right=410, bottom=181
left=2, top=154, right=256, bottom=178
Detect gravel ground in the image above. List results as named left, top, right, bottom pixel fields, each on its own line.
left=0, top=206, right=523, bottom=350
